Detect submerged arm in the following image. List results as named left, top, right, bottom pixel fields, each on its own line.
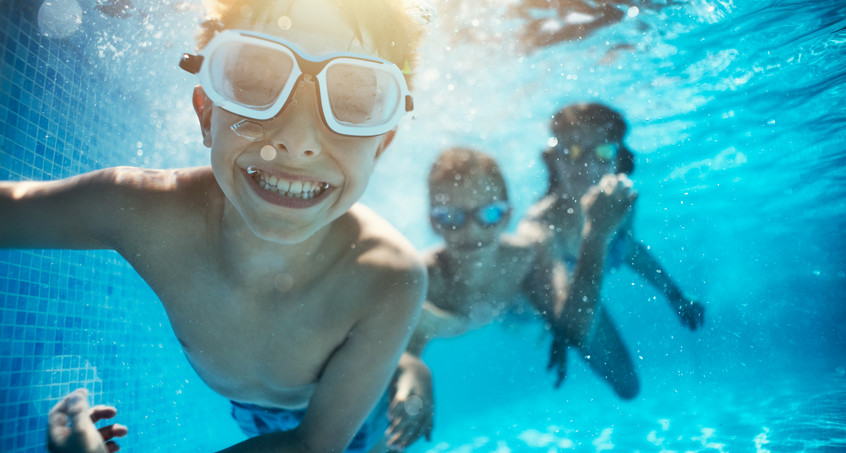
left=624, top=240, right=705, bottom=330
left=386, top=353, right=434, bottom=450
left=1, top=169, right=127, bottom=250
left=524, top=174, right=637, bottom=387
left=405, top=301, right=471, bottom=356
left=0, top=167, right=189, bottom=251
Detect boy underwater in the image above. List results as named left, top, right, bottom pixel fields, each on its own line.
left=385, top=146, right=636, bottom=449
left=3, top=0, right=429, bottom=451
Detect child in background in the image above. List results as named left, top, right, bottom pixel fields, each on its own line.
left=386, top=147, right=636, bottom=449
left=518, top=102, right=706, bottom=396
left=4, top=1, right=428, bottom=451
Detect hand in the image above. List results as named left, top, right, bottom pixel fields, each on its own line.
left=47, top=389, right=128, bottom=453
left=547, top=333, right=571, bottom=389
left=581, top=173, right=638, bottom=237
left=674, top=297, right=705, bottom=331
left=387, top=357, right=434, bottom=451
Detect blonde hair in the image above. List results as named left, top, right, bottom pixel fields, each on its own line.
left=196, top=0, right=424, bottom=82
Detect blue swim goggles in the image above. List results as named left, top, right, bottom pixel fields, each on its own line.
left=180, top=29, right=413, bottom=137
left=430, top=201, right=511, bottom=230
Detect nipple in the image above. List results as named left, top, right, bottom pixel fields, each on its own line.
left=231, top=119, right=265, bottom=142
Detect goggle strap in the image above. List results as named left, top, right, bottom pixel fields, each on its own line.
left=179, top=53, right=203, bottom=75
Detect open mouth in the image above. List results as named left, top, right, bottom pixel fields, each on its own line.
left=245, top=166, right=333, bottom=206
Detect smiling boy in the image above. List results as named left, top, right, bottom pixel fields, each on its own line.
left=1, top=1, right=427, bottom=452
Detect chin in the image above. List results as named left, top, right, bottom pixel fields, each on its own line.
left=453, top=240, right=496, bottom=252
left=249, top=220, right=321, bottom=245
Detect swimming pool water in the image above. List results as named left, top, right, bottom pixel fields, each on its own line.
left=2, top=0, right=844, bottom=451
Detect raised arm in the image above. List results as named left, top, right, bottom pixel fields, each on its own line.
left=219, top=262, right=426, bottom=453
left=523, top=174, right=637, bottom=387
left=526, top=174, right=637, bottom=340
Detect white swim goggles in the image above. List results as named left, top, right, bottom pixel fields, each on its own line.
left=180, top=29, right=413, bottom=137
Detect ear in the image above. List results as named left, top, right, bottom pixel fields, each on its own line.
left=375, top=128, right=397, bottom=160
left=428, top=214, right=444, bottom=235
left=193, top=86, right=214, bottom=148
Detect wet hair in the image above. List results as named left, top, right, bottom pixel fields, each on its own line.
left=428, top=147, right=508, bottom=202
left=196, top=0, right=424, bottom=85
left=544, top=102, right=635, bottom=191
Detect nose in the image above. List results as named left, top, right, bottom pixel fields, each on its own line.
left=263, top=76, right=323, bottom=160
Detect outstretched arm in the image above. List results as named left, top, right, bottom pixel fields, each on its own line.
left=624, top=241, right=705, bottom=330
left=0, top=167, right=201, bottom=252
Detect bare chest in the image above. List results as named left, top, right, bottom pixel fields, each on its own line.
left=430, top=258, right=528, bottom=325
left=129, top=251, right=359, bottom=408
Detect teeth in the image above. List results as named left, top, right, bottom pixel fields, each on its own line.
left=248, top=167, right=329, bottom=199
left=276, top=179, right=290, bottom=192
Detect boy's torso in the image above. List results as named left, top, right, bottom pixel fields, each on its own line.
left=425, top=238, right=536, bottom=327
left=111, top=166, right=412, bottom=409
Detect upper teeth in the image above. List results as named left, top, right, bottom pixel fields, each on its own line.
left=249, top=167, right=329, bottom=199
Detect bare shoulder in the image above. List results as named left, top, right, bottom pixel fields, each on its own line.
left=333, top=204, right=427, bottom=310
left=1, top=165, right=221, bottom=250
left=107, top=166, right=217, bottom=199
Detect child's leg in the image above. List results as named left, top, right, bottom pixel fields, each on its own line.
left=578, top=307, right=640, bottom=400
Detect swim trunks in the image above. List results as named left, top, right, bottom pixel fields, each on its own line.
left=230, top=392, right=389, bottom=452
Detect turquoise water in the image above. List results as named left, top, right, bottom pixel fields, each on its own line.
left=374, top=1, right=846, bottom=451
left=1, top=0, right=844, bottom=451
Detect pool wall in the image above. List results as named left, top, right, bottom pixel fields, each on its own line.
left=1, top=4, right=242, bottom=451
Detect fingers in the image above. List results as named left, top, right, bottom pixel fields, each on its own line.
left=63, top=389, right=94, bottom=431
left=386, top=397, right=434, bottom=450
left=98, top=423, right=128, bottom=442
left=48, top=392, right=73, bottom=435
left=387, top=413, right=431, bottom=450
left=89, top=405, right=118, bottom=424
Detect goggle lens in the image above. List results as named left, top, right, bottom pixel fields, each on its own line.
left=594, top=143, right=618, bottom=161
left=208, top=40, right=295, bottom=114
left=326, top=62, right=402, bottom=128
left=431, top=206, right=466, bottom=229
left=559, top=142, right=619, bottom=162
left=431, top=201, right=510, bottom=230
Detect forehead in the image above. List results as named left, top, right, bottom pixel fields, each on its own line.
left=430, top=170, right=506, bottom=206
left=558, top=123, right=616, bottom=144
left=228, top=0, right=376, bottom=56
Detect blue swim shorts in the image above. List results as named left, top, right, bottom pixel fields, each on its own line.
left=230, top=392, right=389, bottom=452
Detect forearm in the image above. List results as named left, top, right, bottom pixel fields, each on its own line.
left=406, top=302, right=468, bottom=356
left=627, top=241, right=685, bottom=303
left=0, top=173, right=117, bottom=250
left=564, top=228, right=611, bottom=314
left=545, top=229, right=611, bottom=344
